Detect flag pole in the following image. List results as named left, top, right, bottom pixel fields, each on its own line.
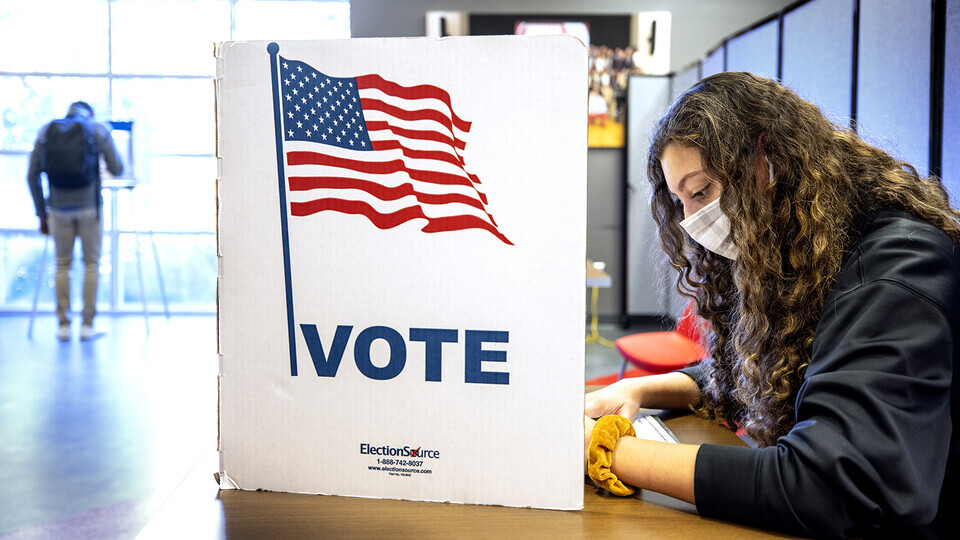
left=267, top=42, right=299, bottom=375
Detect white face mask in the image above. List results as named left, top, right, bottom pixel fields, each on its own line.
left=678, top=159, right=774, bottom=261
left=679, top=197, right=738, bottom=260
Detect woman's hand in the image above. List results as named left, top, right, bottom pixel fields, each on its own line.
left=584, top=378, right=644, bottom=421
left=585, top=372, right=702, bottom=420
left=584, top=415, right=597, bottom=473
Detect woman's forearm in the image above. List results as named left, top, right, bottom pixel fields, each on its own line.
left=638, top=371, right=702, bottom=409
left=611, top=437, right=700, bottom=504
left=585, top=371, right=703, bottom=503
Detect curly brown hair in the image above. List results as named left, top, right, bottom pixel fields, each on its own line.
left=647, top=72, right=960, bottom=447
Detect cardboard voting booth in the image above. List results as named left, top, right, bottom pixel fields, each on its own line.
left=215, top=36, right=587, bottom=510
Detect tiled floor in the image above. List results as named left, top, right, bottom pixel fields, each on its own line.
left=584, top=323, right=635, bottom=381
left=0, top=313, right=651, bottom=539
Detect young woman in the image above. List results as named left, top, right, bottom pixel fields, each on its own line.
left=585, top=72, right=960, bottom=538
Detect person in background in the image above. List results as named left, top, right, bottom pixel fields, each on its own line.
left=27, top=101, right=123, bottom=341
left=584, top=72, right=959, bottom=538
left=588, top=86, right=608, bottom=127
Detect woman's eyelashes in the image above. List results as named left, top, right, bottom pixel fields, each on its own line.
left=691, top=184, right=709, bottom=201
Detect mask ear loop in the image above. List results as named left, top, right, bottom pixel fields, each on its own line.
left=766, top=157, right=774, bottom=186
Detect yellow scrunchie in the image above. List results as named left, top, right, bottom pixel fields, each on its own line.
left=588, top=415, right=637, bottom=496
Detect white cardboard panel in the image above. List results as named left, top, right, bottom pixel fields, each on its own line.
left=216, top=36, right=586, bottom=510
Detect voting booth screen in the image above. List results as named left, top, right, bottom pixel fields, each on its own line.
left=216, top=36, right=587, bottom=510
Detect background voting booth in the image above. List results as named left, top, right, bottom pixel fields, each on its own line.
left=99, top=121, right=171, bottom=325
left=216, top=36, right=587, bottom=509
left=27, top=120, right=169, bottom=337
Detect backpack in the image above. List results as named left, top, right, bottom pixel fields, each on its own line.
left=43, top=118, right=99, bottom=189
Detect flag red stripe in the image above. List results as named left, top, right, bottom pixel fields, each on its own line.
left=357, top=74, right=472, bottom=132
left=366, top=120, right=467, bottom=152
left=362, top=98, right=461, bottom=139
left=291, top=198, right=425, bottom=225
left=422, top=214, right=513, bottom=245
left=287, top=150, right=479, bottom=192
left=288, top=175, right=488, bottom=214
left=290, top=198, right=512, bottom=245
left=371, top=139, right=462, bottom=168
left=370, top=139, right=482, bottom=186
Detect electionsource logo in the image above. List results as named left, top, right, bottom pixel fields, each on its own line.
left=360, top=443, right=440, bottom=459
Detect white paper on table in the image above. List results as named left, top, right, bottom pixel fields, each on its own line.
left=633, top=414, right=678, bottom=444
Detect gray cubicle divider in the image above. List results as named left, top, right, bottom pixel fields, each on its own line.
left=856, top=0, right=931, bottom=174
left=622, top=0, right=956, bottom=324
left=726, top=18, right=779, bottom=81
left=943, top=0, right=960, bottom=200
left=625, top=75, right=682, bottom=319
left=670, top=63, right=700, bottom=102
left=781, top=0, right=854, bottom=127
left=701, top=45, right=725, bottom=78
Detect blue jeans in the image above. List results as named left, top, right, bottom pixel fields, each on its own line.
left=49, top=207, right=102, bottom=326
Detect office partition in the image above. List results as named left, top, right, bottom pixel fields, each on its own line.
left=623, top=0, right=953, bottom=321
left=781, top=0, right=854, bottom=125
left=944, top=0, right=960, bottom=198
left=701, top=45, right=725, bottom=78
left=726, top=19, right=779, bottom=80
left=670, top=62, right=701, bottom=101
left=625, top=76, right=679, bottom=317
left=857, top=0, right=931, bottom=173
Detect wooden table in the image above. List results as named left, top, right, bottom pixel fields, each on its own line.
left=137, top=397, right=795, bottom=539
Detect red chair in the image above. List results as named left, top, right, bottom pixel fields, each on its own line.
left=614, top=301, right=707, bottom=379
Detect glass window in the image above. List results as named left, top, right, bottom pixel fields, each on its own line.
left=0, top=233, right=52, bottom=309
left=234, top=0, right=350, bottom=40
left=112, top=77, right=216, bottom=157
left=117, top=232, right=217, bottom=310
left=113, top=158, right=217, bottom=233
left=0, top=0, right=352, bottom=315
left=0, top=0, right=110, bottom=74
left=0, top=232, right=110, bottom=310
left=98, top=235, right=115, bottom=308
left=111, top=0, right=231, bottom=76
left=1, top=153, right=119, bottom=231
left=0, top=155, right=36, bottom=229
left=0, top=76, right=110, bottom=152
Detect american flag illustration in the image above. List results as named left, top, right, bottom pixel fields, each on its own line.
left=275, top=55, right=512, bottom=245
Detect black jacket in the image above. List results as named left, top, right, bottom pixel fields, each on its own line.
left=687, top=210, right=960, bottom=538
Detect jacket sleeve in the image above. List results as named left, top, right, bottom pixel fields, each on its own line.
left=693, top=259, right=955, bottom=537
left=27, top=127, right=47, bottom=219
left=676, top=363, right=707, bottom=389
